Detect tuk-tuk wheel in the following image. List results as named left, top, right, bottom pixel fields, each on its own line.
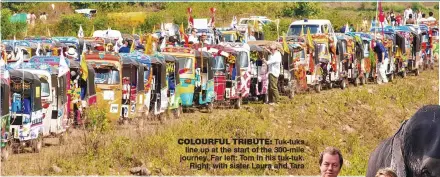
left=402, top=71, right=407, bottom=78
left=315, top=83, right=322, bottom=93
left=1, top=145, right=10, bottom=161
left=354, top=77, right=360, bottom=87
left=328, top=82, right=333, bottom=89
left=340, top=80, right=347, bottom=90
left=431, top=64, right=435, bottom=70
left=174, top=106, right=183, bottom=118
left=32, top=136, right=43, bottom=153
left=361, top=76, right=366, bottom=85
left=207, top=103, right=214, bottom=113
left=59, top=133, right=66, bottom=145
left=415, top=69, right=420, bottom=76
left=389, top=73, right=394, bottom=82
left=234, top=98, right=242, bottom=109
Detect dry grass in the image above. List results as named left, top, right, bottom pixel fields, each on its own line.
left=1, top=65, right=438, bottom=176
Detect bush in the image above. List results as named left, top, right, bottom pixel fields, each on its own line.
left=280, top=2, right=321, bottom=18
left=56, top=14, right=89, bottom=36
left=1, top=8, right=27, bottom=39
left=139, top=14, right=164, bottom=32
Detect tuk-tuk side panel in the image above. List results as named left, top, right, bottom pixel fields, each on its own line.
left=214, top=75, right=226, bottom=101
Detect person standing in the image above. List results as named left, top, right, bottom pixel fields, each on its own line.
left=263, top=44, right=281, bottom=106
left=420, top=13, right=428, bottom=23
left=319, top=147, right=344, bottom=177
left=188, top=28, right=199, bottom=44
left=39, top=12, right=47, bottom=24
left=396, top=13, right=402, bottom=26
left=373, top=39, right=389, bottom=84
left=427, top=11, right=437, bottom=22
left=390, top=11, right=396, bottom=26
left=30, top=12, right=37, bottom=27
left=404, top=6, right=413, bottom=25
left=406, top=14, right=415, bottom=24
left=362, top=17, right=369, bottom=31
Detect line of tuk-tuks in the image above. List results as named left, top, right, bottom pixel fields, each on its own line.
left=0, top=21, right=438, bottom=161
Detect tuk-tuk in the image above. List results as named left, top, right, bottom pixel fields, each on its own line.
left=417, top=24, right=434, bottom=70
left=68, top=59, right=96, bottom=126
left=312, top=34, right=343, bottom=89
left=197, top=44, right=247, bottom=108
left=247, top=44, right=269, bottom=102
left=346, top=32, right=376, bottom=84
left=9, top=69, right=44, bottom=153
left=335, top=33, right=360, bottom=87
left=125, top=52, right=153, bottom=118
left=1, top=65, right=11, bottom=160
left=52, top=37, right=81, bottom=60
left=28, top=56, right=71, bottom=140
left=162, top=47, right=215, bottom=111
left=394, top=26, right=421, bottom=77
left=85, top=51, right=124, bottom=121
left=219, top=42, right=251, bottom=106
left=148, top=56, right=169, bottom=120
left=154, top=53, right=183, bottom=116
left=120, top=55, right=146, bottom=123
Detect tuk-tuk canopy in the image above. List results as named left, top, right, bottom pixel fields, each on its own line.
left=122, top=57, right=140, bottom=67
left=249, top=44, right=264, bottom=52
left=247, top=40, right=283, bottom=53
left=346, top=32, right=373, bottom=41
left=9, top=69, right=41, bottom=85
left=85, top=52, right=120, bottom=61
left=29, top=56, right=69, bottom=67
left=52, top=37, right=80, bottom=44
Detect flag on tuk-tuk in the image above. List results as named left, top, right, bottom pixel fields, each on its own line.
left=253, top=20, right=259, bottom=32
left=130, top=38, right=136, bottom=53
left=300, top=25, right=304, bottom=36
left=179, top=23, right=189, bottom=45
left=188, top=8, right=194, bottom=28
left=90, top=25, right=95, bottom=37
left=78, top=24, right=84, bottom=38
left=80, top=41, right=88, bottom=81
left=307, top=27, right=314, bottom=50
left=209, top=7, right=216, bottom=28
left=36, top=42, right=41, bottom=56
left=282, top=32, right=290, bottom=54
left=59, top=48, right=70, bottom=77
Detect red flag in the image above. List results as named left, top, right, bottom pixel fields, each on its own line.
left=209, top=8, right=216, bottom=27
left=188, top=8, right=194, bottom=28
left=378, top=1, right=384, bottom=23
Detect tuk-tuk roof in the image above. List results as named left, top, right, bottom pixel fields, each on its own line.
left=52, top=37, right=79, bottom=44
left=369, top=26, right=395, bottom=34
left=24, top=36, right=54, bottom=44
left=394, top=26, right=412, bottom=32
left=195, top=51, right=212, bottom=58
left=9, top=69, right=41, bottom=84
left=85, top=52, right=121, bottom=61
left=29, top=56, right=67, bottom=67
left=119, top=52, right=151, bottom=65
left=122, top=57, right=140, bottom=66
left=150, top=56, right=165, bottom=64
left=346, top=32, right=373, bottom=41
left=249, top=44, right=264, bottom=52
left=19, top=63, right=57, bottom=76
left=418, top=24, right=429, bottom=32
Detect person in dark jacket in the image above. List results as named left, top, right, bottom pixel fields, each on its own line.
left=118, top=40, right=130, bottom=53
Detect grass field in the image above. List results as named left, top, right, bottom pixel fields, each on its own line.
left=1, top=64, right=438, bottom=176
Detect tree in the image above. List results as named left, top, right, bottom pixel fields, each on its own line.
left=280, top=2, right=321, bottom=18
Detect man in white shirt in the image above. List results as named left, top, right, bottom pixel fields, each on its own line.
left=427, top=12, right=437, bottom=22
left=404, top=6, right=413, bottom=25
left=419, top=13, right=428, bottom=23
left=248, top=31, right=257, bottom=41
left=263, top=44, right=281, bottom=105
left=188, top=28, right=199, bottom=44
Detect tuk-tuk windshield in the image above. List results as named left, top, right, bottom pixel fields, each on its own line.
left=213, top=56, right=226, bottom=70
left=224, top=34, right=236, bottom=42
left=41, top=82, right=50, bottom=97
left=422, top=35, right=429, bottom=43
left=238, top=52, right=249, bottom=68
left=341, top=42, right=347, bottom=54
left=95, top=69, right=120, bottom=84
left=288, top=25, right=319, bottom=36
left=177, top=58, right=193, bottom=74
left=293, top=50, right=306, bottom=61
left=317, top=43, right=329, bottom=56
left=363, top=41, right=370, bottom=56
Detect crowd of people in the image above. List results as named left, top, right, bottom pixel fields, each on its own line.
left=319, top=147, right=397, bottom=177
